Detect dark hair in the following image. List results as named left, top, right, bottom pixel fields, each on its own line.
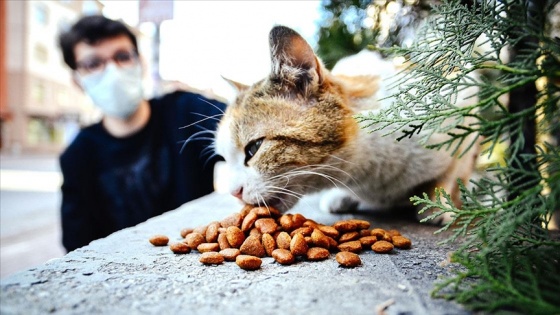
left=58, top=15, right=138, bottom=70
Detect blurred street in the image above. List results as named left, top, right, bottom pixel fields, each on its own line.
left=0, top=153, right=65, bottom=278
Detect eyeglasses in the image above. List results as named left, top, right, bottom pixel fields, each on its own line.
left=76, top=50, right=138, bottom=75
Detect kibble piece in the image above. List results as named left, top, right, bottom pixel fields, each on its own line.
left=197, top=242, right=220, bottom=253
left=317, top=225, right=339, bottom=238
left=226, top=226, right=245, bottom=248
left=255, top=218, right=278, bottom=234
left=254, top=206, right=280, bottom=218
left=276, top=231, right=292, bottom=250
left=219, top=248, right=241, bottom=261
left=336, top=252, right=361, bottom=267
left=359, top=236, right=378, bottom=248
left=240, top=235, right=266, bottom=257
left=249, top=227, right=263, bottom=239
left=370, top=228, right=387, bottom=239
left=306, top=247, right=330, bottom=261
left=239, top=204, right=254, bottom=217
left=236, top=255, right=262, bottom=270
left=199, top=252, right=224, bottom=265
left=290, top=233, right=309, bottom=256
left=272, top=249, right=295, bottom=265
left=262, top=233, right=276, bottom=257
left=205, top=221, right=220, bottom=243
left=169, top=242, right=191, bottom=254
left=241, top=211, right=258, bottom=232
left=290, top=226, right=313, bottom=237
left=311, top=229, right=330, bottom=249
left=291, top=213, right=307, bottom=229
left=386, top=229, right=401, bottom=237
left=337, top=240, right=362, bottom=253
left=149, top=235, right=169, bottom=246
left=217, top=233, right=231, bottom=250
left=359, top=229, right=372, bottom=237
left=193, top=225, right=208, bottom=235
left=220, top=212, right=243, bottom=228
left=279, top=214, right=294, bottom=231
left=392, top=236, right=412, bottom=249
left=372, top=240, right=394, bottom=253
left=180, top=228, right=194, bottom=238
left=332, top=220, right=359, bottom=233
left=348, top=219, right=370, bottom=230
left=326, top=236, right=339, bottom=250
left=303, top=219, right=319, bottom=229
left=184, top=232, right=205, bottom=249
left=339, top=231, right=360, bottom=243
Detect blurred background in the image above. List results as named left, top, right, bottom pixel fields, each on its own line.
left=1, top=0, right=558, bottom=278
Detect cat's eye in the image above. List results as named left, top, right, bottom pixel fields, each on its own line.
left=244, top=138, right=264, bottom=164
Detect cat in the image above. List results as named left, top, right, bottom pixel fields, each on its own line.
left=214, top=25, right=479, bottom=224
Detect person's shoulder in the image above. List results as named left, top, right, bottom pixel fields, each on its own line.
left=59, top=123, right=103, bottom=164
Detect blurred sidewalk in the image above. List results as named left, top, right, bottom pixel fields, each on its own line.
left=0, top=152, right=65, bottom=278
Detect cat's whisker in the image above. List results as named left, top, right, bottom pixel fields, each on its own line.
left=179, top=130, right=217, bottom=154
left=198, top=97, right=226, bottom=115
left=179, top=113, right=223, bottom=130
left=283, top=169, right=361, bottom=199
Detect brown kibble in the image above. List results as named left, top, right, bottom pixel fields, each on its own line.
left=359, top=229, right=372, bottom=237
left=241, top=210, right=258, bottom=232
left=392, top=236, right=412, bottom=249
left=261, top=233, right=277, bottom=257
left=311, top=229, right=330, bottom=249
left=254, top=206, right=280, bottom=218
left=304, top=236, right=313, bottom=245
left=326, top=236, right=338, bottom=250
left=236, top=255, right=262, bottom=270
left=240, top=235, right=266, bottom=257
left=193, top=225, right=208, bottom=235
left=226, top=226, right=245, bottom=248
left=149, top=235, right=169, bottom=246
left=303, top=219, right=319, bottom=229
left=317, top=225, right=339, bottom=238
left=386, top=229, right=401, bottom=237
left=199, top=252, right=224, bottom=265
left=332, top=220, right=359, bottom=232
left=306, top=247, right=330, bottom=261
left=291, top=213, right=307, bottom=229
left=359, top=235, right=377, bottom=248
left=169, top=242, right=191, bottom=254
left=279, top=214, right=294, bottom=231
left=184, top=232, right=205, bottom=249
left=219, top=248, right=241, bottom=261
left=382, top=232, right=393, bottom=242
left=255, top=218, right=278, bottom=234
left=339, top=231, right=360, bottom=243
left=336, top=251, right=361, bottom=267
left=370, top=228, right=387, bottom=239
left=372, top=240, right=394, bottom=253
left=197, top=242, right=220, bottom=253
left=290, top=233, right=309, bottom=256
left=180, top=228, right=194, bottom=238
left=276, top=231, right=292, bottom=250
left=348, top=219, right=370, bottom=230
left=217, top=233, right=231, bottom=250
left=205, top=221, right=220, bottom=243
left=290, top=226, right=313, bottom=237
left=220, top=212, right=243, bottom=228
left=249, top=227, right=262, bottom=239
left=337, top=240, right=362, bottom=253
left=239, top=204, right=254, bottom=217
left=272, top=249, right=295, bottom=265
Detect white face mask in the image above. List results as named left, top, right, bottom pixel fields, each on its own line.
left=79, top=63, right=144, bottom=119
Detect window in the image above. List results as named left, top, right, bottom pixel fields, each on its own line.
left=33, top=3, right=49, bottom=26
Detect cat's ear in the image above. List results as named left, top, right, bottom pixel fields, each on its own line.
left=222, top=76, right=249, bottom=92
left=269, top=25, right=323, bottom=96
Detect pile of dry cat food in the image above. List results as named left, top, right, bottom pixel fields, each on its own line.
left=149, top=205, right=411, bottom=270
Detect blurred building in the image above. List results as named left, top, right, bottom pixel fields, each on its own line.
left=1, top=0, right=104, bottom=154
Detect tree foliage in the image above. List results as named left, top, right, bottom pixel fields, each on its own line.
left=319, top=0, right=560, bottom=313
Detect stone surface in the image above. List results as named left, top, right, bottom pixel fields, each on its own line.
left=0, top=193, right=470, bottom=315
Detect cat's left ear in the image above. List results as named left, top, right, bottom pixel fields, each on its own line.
left=222, top=76, right=249, bottom=92
left=269, top=25, right=323, bottom=96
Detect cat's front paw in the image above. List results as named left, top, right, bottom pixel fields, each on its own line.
left=319, top=188, right=360, bottom=214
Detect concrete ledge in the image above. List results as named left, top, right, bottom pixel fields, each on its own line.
left=1, top=193, right=470, bottom=315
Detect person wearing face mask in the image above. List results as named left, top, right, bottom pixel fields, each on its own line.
left=58, top=15, right=226, bottom=252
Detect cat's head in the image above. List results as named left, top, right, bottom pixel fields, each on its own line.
left=215, top=25, right=357, bottom=211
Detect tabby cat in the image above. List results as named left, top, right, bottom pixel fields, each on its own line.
left=214, top=26, right=479, bottom=223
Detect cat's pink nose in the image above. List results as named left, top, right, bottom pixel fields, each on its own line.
left=231, top=187, right=243, bottom=200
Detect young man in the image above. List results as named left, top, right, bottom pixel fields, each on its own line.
left=58, top=15, right=226, bottom=252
